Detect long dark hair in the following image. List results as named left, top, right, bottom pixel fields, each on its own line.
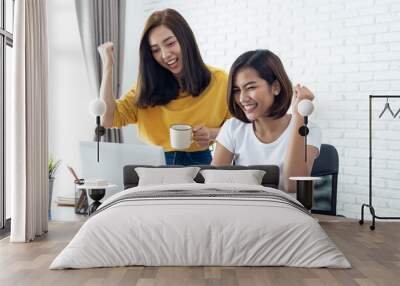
left=227, top=50, right=293, bottom=123
left=136, top=9, right=211, bottom=107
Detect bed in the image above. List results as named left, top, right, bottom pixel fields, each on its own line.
left=50, top=165, right=350, bottom=269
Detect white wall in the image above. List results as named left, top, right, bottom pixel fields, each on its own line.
left=48, top=0, right=400, bottom=219
left=48, top=0, right=147, bottom=200
left=121, top=0, right=145, bottom=94
left=120, top=0, right=146, bottom=144
left=141, top=0, right=400, bottom=219
left=48, top=0, right=93, bottom=199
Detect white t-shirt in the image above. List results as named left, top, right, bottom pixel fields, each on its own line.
left=216, top=117, right=322, bottom=189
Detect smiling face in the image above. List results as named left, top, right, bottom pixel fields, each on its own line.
left=148, top=25, right=183, bottom=77
left=233, top=67, right=280, bottom=121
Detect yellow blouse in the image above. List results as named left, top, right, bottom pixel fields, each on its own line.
left=113, top=66, right=230, bottom=152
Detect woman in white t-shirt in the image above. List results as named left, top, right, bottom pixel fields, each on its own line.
left=212, top=50, right=321, bottom=192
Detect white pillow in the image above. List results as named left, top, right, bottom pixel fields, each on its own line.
left=135, top=167, right=201, bottom=186
left=200, top=169, right=266, bottom=185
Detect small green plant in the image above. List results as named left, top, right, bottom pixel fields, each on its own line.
left=48, top=156, right=61, bottom=179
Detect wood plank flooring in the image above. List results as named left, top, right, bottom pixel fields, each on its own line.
left=0, top=216, right=399, bottom=286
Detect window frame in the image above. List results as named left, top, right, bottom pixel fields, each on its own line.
left=0, top=0, right=14, bottom=234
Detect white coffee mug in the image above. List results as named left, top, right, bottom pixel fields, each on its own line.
left=170, top=124, right=193, bottom=150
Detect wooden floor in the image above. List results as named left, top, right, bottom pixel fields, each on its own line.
left=0, top=216, right=399, bottom=286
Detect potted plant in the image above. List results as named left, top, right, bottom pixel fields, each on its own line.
left=48, top=156, right=61, bottom=219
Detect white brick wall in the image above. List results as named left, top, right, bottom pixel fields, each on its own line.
left=142, top=0, right=400, bottom=219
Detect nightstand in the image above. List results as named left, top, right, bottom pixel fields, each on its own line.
left=289, top=177, right=321, bottom=210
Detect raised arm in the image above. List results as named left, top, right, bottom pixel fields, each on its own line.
left=282, top=84, right=319, bottom=192
left=212, top=142, right=234, bottom=165
left=98, top=42, right=116, bottom=128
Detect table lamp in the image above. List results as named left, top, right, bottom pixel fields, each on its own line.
left=89, top=98, right=106, bottom=162
left=298, top=99, right=314, bottom=162
left=291, top=99, right=318, bottom=210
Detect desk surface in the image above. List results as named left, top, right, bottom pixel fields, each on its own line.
left=76, top=184, right=117, bottom=190
left=289, top=176, right=321, bottom=181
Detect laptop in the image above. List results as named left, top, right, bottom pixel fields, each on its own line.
left=79, top=141, right=165, bottom=193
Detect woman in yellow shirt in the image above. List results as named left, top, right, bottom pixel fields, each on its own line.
left=98, top=9, right=229, bottom=165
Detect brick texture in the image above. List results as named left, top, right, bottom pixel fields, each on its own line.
left=142, top=0, right=400, bottom=219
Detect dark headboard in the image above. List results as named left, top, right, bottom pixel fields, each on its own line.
left=123, top=165, right=280, bottom=189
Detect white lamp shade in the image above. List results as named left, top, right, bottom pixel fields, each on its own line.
left=298, top=99, right=314, bottom=116
left=89, top=98, right=106, bottom=116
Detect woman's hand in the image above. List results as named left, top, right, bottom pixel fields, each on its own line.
left=193, top=125, right=211, bottom=149
left=292, top=84, right=315, bottom=118
left=97, top=42, right=114, bottom=67
left=97, top=42, right=116, bottom=128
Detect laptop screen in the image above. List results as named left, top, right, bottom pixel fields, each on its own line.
left=79, top=141, right=165, bottom=192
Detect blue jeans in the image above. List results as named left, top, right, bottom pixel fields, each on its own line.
left=164, top=150, right=212, bottom=166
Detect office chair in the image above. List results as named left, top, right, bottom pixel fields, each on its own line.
left=311, top=144, right=339, bottom=216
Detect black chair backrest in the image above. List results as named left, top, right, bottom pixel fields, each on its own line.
left=311, top=144, right=339, bottom=176
left=123, top=165, right=280, bottom=189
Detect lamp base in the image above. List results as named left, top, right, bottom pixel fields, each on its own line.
left=88, top=188, right=106, bottom=215
left=95, top=125, right=105, bottom=138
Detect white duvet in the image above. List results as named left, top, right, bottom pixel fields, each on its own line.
left=50, top=183, right=350, bottom=269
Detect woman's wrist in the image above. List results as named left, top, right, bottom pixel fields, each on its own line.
left=292, top=113, right=304, bottom=125
left=102, top=62, right=113, bottom=72
left=208, top=128, right=219, bottom=141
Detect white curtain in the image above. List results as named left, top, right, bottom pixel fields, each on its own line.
left=75, top=0, right=125, bottom=143
left=10, top=0, right=49, bottom=242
